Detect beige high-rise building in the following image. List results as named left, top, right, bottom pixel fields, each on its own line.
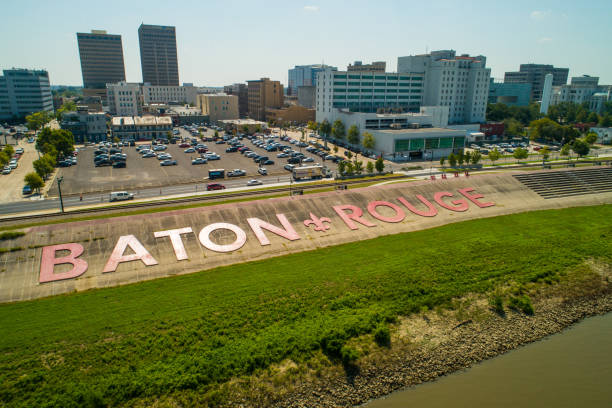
left=247, top=78, right=284, bottom=121
left=196, top=94, right=239, bottom=122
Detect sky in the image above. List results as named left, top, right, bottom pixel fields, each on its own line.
left=1, top=0, right=611, bottom=87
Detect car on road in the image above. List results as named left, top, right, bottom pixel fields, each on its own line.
left=112, top=161, right=126, bottom=168
left=206, top=183, right=226, bottom=191
left=257, top=167, right=268, bottom=176
left=22, top=185, right=32, bottom=195
left=228, top=169, right=246, bottom=177
left=160, top=159, right=177, bottom=166
left=246, top=179, right=263, bottom=186
left=109, top=191, right=134, bottom=202
left=191, top=157, right=208, bottom=165
left=184, top=147, right=196, bottom=153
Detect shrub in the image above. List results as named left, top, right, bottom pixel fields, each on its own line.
left=340, top=345, right=359, bottom=365
left=489, top=295, right=504, bottom=315
left=373, top=324, right=391, bottom=347
left=321, top=330, right=345, bottom=358
left=508, top=295, right=534, bottom=315
left=0, top=231, right=25, bottom=241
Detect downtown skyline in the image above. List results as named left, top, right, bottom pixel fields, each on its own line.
left=1, top=0, right=611, bottom=87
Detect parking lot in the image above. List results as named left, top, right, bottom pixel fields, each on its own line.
left=51, top=127, right=339, bottom=196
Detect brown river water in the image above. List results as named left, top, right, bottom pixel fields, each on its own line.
left=364, top=312, right=612, bottom=408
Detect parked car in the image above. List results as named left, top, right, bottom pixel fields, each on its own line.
left=277, top=152, right=289, bottom=158
left=153, top=145, right=167, bottom=151
left=287, top=157, right=301, bottom=164
left=2, top=166, right=11, bottom=174
left=257, top=167, right=268, bottom=176
left=142, top=152, right=156, bottom=158
left=160, top=159, right=177, bottom=166
left=184, top=147, right=196, bottom=153
left=191, top=157, right=208, bottom=165
left=58, top=161, right=71, bottom=167
left=246, top=179, right=263, bottom=186
left=262, top=160, right=274, bottom=165
left=284, top=164, right=295, bottom=172
left=112, top=161, right=126, bottom=168
left=206, top=183, right=226, bottom=191
left=22, top=185, right=32, bottom=195
left=228, top=169, right=246, bottom=177
left=302, top=157, right=315, bottom=163
left=94, top=159, right=112, bottom=167
left=179, top=143, right=190, bottom=148
left=226, top=146, right=238, bottom=152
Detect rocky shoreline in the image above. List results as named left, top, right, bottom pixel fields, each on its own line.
left=267, top=289, right=612, bottom=408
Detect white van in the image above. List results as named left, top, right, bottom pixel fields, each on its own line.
left=109, top=191, right=134, bottom=202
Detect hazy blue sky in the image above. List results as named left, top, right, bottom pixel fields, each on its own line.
left=1, top=0, right=611, bottom=86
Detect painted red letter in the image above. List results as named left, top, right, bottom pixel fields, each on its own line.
left=247, top=214, right=300, bottom=246
left=103, top=235, right=158, bottom=273
left=457, top=188, right=495, bottom=208
left=433, top=192, right=469, bottom=212
left=367, top=201, right=405, bottom=223
left=39, top=243, right=88, bottom=283
left=333, top=205, right=376, bottom=230
left=398, top=195, right=438, bottom=217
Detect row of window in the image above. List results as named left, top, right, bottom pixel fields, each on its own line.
left=334, top=74, right=423, bottom=81
left=333, top=95, right=421, bottom=100
left=333, top=89, right=422, bottom=93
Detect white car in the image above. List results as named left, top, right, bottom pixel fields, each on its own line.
left=246, top=179, right=263, bottom=186
left=258, top=167, right=268, bottom=176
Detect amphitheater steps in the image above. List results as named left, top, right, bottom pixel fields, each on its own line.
left=513, top=167, right=612, bottom=199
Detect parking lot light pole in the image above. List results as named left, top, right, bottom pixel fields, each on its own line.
left=57, top=176, right=65, bottom=213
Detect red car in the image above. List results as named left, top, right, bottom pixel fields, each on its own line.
left=179, top=143, right=190, bottom=148
left=197, top=147, right=208, bottom=153
left=206, top=183, right=226, bottom=191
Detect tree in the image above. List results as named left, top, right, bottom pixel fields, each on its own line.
left=113, top=136, right=120, bottom=143
left=448, top=153, right=457, bottom=168
left=513, top=147, right=528, bottom=163
left=345, top=151, right=352, bottom=160
left=600, top=113, right=612, bottom=127
left=457, top=150, right=465, bottom=167
left=332, top=120, right=346, bottom=141
left=307, top=121, right=318, bottom=135
left=504, top=118, right=524, bottom=136
left=24, top=172, right=44, bottom=193
left=362, top=132, right=375, bottom=150
left=347, top=125, right=360, bottom=145
left=540, top=147, right=550, bottom=162
left=375, top=157, right=384, bottom=173
left=464, top=151, right=471, bottom=166
left=255, top=124, right=262, bottom=133
left=300, top=129, right=305, bottom=142
left=35, top=128, right=74, bottom=160
left=319, top=120, right=331, bottom=139
left=366, top=161, right=374, bottom=173
left=333, top=145, right=338, bottom=153
left=530, top=117, right=561, bottom=142
left=488, top=148, right=501, bottom=165
left=55, top=101, right=77, bottom=120
left=25, top=111, right=53, bottom=131
left=439, top=156, right=445, bottom=168
left=338, top=160, right=346, bottom=175
left=571, top=139, right=590, bottom=157
left=0, top=152, right=9, bottom=167
left=560, top=143, right=571, bottom=160
left=242, top=125, right=249, bottom=134
left=3, top=144, right=15, bottom=158
left=33, top=153, right=56, bottom=180
left=354, top=160, right=363, bottom=174
left=214, top=130, right=219, bottom=139
left=584, top=132, right=598, bottom=145
left=345, top=161, right=354, bottom=175
left=586, top=112, right=600, bottom=124
left=471, top=151, right=482, bottom=165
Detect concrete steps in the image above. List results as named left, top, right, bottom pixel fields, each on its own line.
left=513, top=167, right=612, bottom=199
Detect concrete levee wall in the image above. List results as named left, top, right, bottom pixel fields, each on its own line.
left=1, top=170, right=610, bottom=303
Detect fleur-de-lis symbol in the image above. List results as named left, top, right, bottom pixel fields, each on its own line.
left=304, top=212, right=332, bottom=231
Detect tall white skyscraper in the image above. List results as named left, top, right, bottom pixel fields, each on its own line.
left=397, top=50, right=491, bottom=124
left=540, top=73, right=553, bottom=114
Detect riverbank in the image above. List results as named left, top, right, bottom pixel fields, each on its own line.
left=222, top=265, right=611, bottom=407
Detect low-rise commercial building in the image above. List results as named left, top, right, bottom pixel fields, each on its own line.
left=591, top=127, right=612, bottom=145
left=111, top=115, right=172, bottom=140
left=265, top=105, right=315, bottom=125
left=0, top=68, right=53, bottom=120
left=106, top=82, right=142, bottom=116
left=142, top=83, right=197, bottom=105
left=219, top=119, right=267, bottom=134
left=60, top=106, right=107, bottom=143
left=196, top=94, right=238, bottom=122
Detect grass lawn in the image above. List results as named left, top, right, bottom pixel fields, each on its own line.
left=0, top=205, right=610, bottom=407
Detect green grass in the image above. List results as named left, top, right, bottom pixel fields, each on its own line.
left=0, top=205, right=610, bottom=407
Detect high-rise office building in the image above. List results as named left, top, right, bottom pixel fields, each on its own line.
left=138, top=24, right=179, bottom=86
left=247, top=78, right=284, bottom=121
left=0, top=69, right=53, bottom=120
left=76, top=30, right=126, bottom=100
left=397, top=50, right=491, bottom=124
left=287, top=64, right=337, bottom=96
left=504, top=64, right=569, bottom=101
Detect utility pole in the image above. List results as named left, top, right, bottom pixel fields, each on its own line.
left=57, top=176, right=65, bottom=213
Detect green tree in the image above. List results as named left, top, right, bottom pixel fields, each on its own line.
left=347, top=125, right=360, bottom=145
left=540, top=147, right=550, bottom=162
left=600, top=113, right=612, bottom=127
left=333, top=145, right=338, bottom=153
left=255, top=125, right=262, bottom=133
left=332, top=120, right=346, bottom=141
left=586, top=112, right=600, bottom=124
left=439, top=156, right=445, bottom=168
left=345, top=151, right=352, bottom=160
left=513, top=147, right=528, bottom=163
left=24, top=172, right=44, bottom=193
left=530, top=117, right=562, bottom=142
left=488, top=148, right=501, bottom=165
left=448, top=153, right=457, bottom=168
left=35, top=128, right=74, bottom=160
left=55, top=100, right=77, bottom=120
left=3, top=144, right=15, bottom=158
left=354, top=160, right=363, bottom=174
left=113, top=136, right=120, bottom=143
left=366, top=161, right=374, bottom=173
left=338, top=160, right=346, bottom=175
left=33, top=154, right=56, bottom=180
left=584, top=132, right=598, bottom=145
left=0, top=152, right=9, bottom=167
left=471, top=151, right=482, bottom=165
left=560, top=143, right=571, bottom=160
left=25, top=111, right=53, bottom=131
left=214, top=130, right=219, bottom=139
left=345, top=161, right=354, bottom=175
left=307, top=121, right=318, bottom=135
left=504, top=118, right=524, bottom=136
left=375, top=157, right=384, bottom=173
left=242, top=125, right=249, bottom=134
left=319, top=120, right=331, bottom=139
left=457, top=150, right=465, bottom=167
left=362, top=132, right=375, bottom=150
left=464, top=150, right=471, bottom=166
left=571, top=139, right=590, bottom=157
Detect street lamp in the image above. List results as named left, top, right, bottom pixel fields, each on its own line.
left=57, top=176, right=65, bottom=213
